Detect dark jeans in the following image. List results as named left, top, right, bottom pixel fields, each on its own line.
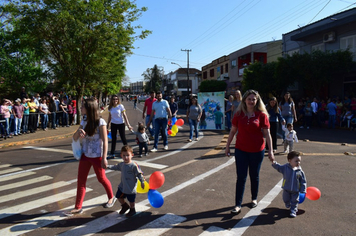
left=138, top=142, right=148, bottom=155
left=22, top=114, right=29, bottom=133
left=154, top=118, right=168, bottom=148
left=268, top=121, right=278, bottom=150
left=62, top=112, right=68, bottom=126
left=234, top=148, right=265, bottom=207
left=226, top=111, right=232, bottom=130
left=51, top=112, right=56, bottom=128
left=29, top=113, right=37, bottom=132
left=110, top=123, right=127, bottom=155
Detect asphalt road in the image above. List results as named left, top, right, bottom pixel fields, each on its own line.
left=0, top=100, right=355, bottom=236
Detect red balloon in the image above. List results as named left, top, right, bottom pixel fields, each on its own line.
left=167, top=130, right=172, bottom=135
left=168, top=120, right=171, bottom=125
left=149, top=171, right=165, bottom=190
left=306, top=187, right=321, bottom=201
left=175, top=119, right=184, bottom=126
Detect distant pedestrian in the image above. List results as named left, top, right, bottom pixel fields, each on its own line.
left=107, top=145, right=145, bottom=217
left=133, top=97, right=137, bottom=110
left=279, top=92, right=297, bottom=142
left=281, top=123, right=298, bottom=153
left=266, top=97, right=285, bottom=153
left=214, top=106, right=224, bottom=130
left=169, top=96, right=178, bottom=118
left=12, top=98, right=24, bottom=136
left=225, top=95, right=233, bottom=130
left=142, top=91, right=157, bottom=138
left=147, top=91, right=172, bottom=152
left=107, top=95, right=132, bottom=158
left=231, top=90, right=242, bottom=118
left=186, top=97, right=202, bottom=142
left=327, top=99, right=337, bottom=129
left=272, top=151, right=307, bottom=218
left=130, top=125, right=150, bottom=157
left=39, top=98, right=50, bottom=131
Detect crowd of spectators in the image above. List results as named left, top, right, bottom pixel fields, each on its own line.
left=0, top=87, right=77, bottom=140
left=294, top=96, right=356, bottom=130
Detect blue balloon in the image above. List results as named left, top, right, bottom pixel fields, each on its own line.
left=171, top=116, right=177, bottom=125
left=299, top=192, right=306, bottom=204
left=107, top=132, right=112, bottom=140
left=148, top=189, right=164, bottom=208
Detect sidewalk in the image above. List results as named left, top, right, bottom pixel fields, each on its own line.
left=0, top=109, right=110, bottom=149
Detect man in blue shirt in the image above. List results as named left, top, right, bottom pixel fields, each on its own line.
left=327, top=99, right=337, bottom=129
left=147, top=91, right=172, bottom=152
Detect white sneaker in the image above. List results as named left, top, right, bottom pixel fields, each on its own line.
left=195, top=138, right=199, bottom=141
left=151, top=148, right=157, bottom=152
left=163, top=145, right=168, bottom=150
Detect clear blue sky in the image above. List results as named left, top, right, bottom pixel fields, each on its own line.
left=126, top=0, right=355, bottom=83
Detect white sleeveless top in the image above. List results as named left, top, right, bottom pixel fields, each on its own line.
left=81, top=118, right=107, bottom=158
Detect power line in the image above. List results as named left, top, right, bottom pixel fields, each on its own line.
left=308, top=0, right=332, bottom=24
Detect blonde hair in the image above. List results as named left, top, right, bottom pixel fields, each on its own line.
left=237, top=89, right=269, bottom=117
left=233, top=90, right=242, bottom=101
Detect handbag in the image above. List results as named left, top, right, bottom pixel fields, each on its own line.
left=71, top=137, right=82, bottom=160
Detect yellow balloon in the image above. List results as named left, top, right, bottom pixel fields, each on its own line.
left=170, top=132, right=176, bottom=136
left=172, top=125, right=178, bottom=133
left=136, top=180, right=149, bottom=193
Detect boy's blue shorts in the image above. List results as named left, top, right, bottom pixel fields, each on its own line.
left=115, top=188, right=136, bottom=203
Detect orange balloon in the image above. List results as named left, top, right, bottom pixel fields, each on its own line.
left=167, top=130, right=172, bottom=135
left=149, top=171, right=165, bottom=190
left=306, top=187, right=321, bottom=201
left=175, top=119, right=184, bottom=126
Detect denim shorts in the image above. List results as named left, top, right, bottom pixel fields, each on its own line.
left=115, top=188, right=136, bottom=203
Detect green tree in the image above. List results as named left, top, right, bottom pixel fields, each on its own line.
left=0, top=24, right=47, bottom=98
left=2, top=0, right=150, bottom=121
left=199, top=80, right=227, bottom=92
left=142, top=65, right=163, bottom=93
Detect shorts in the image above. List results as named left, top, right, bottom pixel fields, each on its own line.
left=115, top=188, right=136, bottom=203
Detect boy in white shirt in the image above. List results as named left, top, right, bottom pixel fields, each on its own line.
left=281, top=123, right=298, bottom=153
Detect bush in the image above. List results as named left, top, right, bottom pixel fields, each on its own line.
left=199, top=80, right=227, bottom=92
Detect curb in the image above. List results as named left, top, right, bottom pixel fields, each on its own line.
left=0, top=131, right=75, bottom=149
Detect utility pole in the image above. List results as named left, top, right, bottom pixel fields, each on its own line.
left=181, top=49, right=191, bottom=96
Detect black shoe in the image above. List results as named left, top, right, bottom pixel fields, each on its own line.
left=231, top=207, right=241, bottom=215
left=119, top=202, right=130, bottom=215
left=251, top=200, right=258, bottom=208
left=125, top=208, right=136, bottom=217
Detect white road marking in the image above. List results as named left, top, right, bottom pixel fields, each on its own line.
left=23, top=146, right=73, bottom=154
left=0, top=171, right=35, bottom=182
left=0, top=188, right=92, bottom=220
left=145, top=134, right=204, bottom=163
left=0, top=195, right=108, bottom=236
left=110, top=159, right=168, bottom=169
left=0, top=167, right=23, bottom=175
left=200, top=179, right=283, bottom=236
left=125, top=213, right=187, bottom=236
left=58, top=204, right=150, bottom=236
left=0, top=175, right=53, bottom=192
left=0, top=164, right=11, bottom=168
left=0, top=181, right=70, bottom=204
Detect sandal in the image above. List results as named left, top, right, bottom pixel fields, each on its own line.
left=105, top=197, right=117, bottom=208
left=63, top=208, right=83, bottom=216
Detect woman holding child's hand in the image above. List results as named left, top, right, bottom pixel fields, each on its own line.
left=225, top=90, right=274, bottom=216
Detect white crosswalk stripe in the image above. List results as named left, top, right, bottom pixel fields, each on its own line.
left=0, top=195, right=107, bottom=236
left=0, top=180, right=70, bottom=204
left=0, top=171, right=35, bottom=182
left=0, top=167, right=23, bottom=175
left=125, top=213, right=187, bottom=236
left=0, top=175, right=53, bottom=192
left=58, top=204, right=151, bottom=236
left=0, top=188, right=92, bottom=220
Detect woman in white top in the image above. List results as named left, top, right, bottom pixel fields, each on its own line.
left=107, top=95, right=132, bottom=158
left=64, top=98, right=115, bottom=216
left=39, top=98, right=51, bottom=131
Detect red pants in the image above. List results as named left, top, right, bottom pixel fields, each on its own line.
left=75, top=154, right=113, bottom=209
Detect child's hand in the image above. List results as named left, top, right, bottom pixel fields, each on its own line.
left=148, top=141, right=150, bottom=145
left=141, top=182, right=145, bottom=189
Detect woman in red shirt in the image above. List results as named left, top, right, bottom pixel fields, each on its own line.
left=225, top=90, right=274, bottom=215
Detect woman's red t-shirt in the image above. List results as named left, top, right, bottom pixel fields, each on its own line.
left=232, top=111, right=270, bottom=152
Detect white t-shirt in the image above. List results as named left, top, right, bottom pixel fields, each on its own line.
left=39, top=103, right=49, bottom=114
left=109, top=104, right=125, bottom=124
left=81, top=118, right=107, bottom=158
